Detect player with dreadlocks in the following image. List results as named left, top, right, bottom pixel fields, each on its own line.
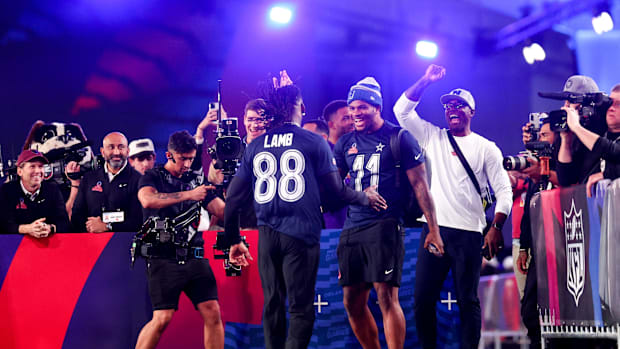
left=223, top=70, right=387, bottom=349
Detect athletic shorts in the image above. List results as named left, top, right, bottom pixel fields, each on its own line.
left=337, top=218, right=405, bottom=287
left=146, top=258, right=218, bottom=310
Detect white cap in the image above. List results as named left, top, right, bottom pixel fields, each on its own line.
left=128, top=138, right=155, bottom=158
left=440, top=88, right=476, bottom=111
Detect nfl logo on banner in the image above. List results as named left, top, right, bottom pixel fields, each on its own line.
left=564, top=199, right=585, bottom=307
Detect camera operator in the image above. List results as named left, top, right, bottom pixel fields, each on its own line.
left=128, top=138, right=156, bottom=175
left=0, top=150, right=70, bottom=236
left=553, top=75, right=607, bottom=187
left=135, top=130, right=225, bottom=349
left=562, top=83, right=620, bottom=196
left=207, top=99, right=267, bottom=229
left=69, top=132, right=143, bottom=233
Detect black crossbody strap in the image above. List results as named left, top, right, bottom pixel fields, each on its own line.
left=446, top=130, right=483, bottom=198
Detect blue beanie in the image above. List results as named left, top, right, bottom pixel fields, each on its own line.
left=347, top=77, right=382, bottom=110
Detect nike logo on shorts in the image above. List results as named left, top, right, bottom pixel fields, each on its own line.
left=384, top=269, right=394, bottom=275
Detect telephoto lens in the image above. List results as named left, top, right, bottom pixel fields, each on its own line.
left=503, top=155, right=530, bottom=171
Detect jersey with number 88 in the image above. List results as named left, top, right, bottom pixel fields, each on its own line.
left=253, top=149, right=306, bottom=203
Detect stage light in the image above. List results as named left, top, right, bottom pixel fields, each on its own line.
left=415, top=40, right=438, bottom=59
left=592, top=11, right=614, bottom=34
left=269, top=5, right=293, bottom=25
left=522, top=42, right=545, bottom=64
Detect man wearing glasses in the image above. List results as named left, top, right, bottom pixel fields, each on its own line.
left=393, top=65, right=512, bottom=349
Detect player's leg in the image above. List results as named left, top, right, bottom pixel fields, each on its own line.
left=281, top=233, right=320, bottom=349
left=258, top=226, right=287, bottom=349
left=339, top=223, right=380, bottom=349
left=374, top=283, right=405, bottom=348
left=413, top=224, right=451, bottom=349
left=343, top=283, right=380, bottom=349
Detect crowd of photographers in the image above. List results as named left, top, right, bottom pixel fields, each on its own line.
left=0, top=68, right=619, bottom=349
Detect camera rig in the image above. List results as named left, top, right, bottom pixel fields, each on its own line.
left=131, top=202, right=202, bottom=266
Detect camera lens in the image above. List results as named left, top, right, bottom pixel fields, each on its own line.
left=503, top=155, right=530, bottom=171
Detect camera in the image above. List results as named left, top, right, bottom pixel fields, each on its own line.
left=526, top=112, right=548, bottom=142
left=503, top=141, right=553, bottom=171
left=213, top=231, right=248, bottom=277
left=208, top=117, right=243, bottom=187
left=543, top=92, right=612, bottom=132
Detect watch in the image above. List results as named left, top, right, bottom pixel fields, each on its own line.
left=491, top=222, right=503, bottom=230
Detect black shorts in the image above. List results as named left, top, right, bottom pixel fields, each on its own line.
left=146, top=258, right=218, bottom=310
left=337, top=218, right=404, bottom=287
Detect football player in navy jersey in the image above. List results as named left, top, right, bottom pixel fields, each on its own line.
left=333, top=77, right=444, bottom=349
left=224, top=70, right=386, bottom=349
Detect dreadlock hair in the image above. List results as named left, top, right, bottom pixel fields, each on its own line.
left=259, top=83, right=302, bottom=129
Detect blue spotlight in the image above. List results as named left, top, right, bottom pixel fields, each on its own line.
left=269, top=5, right=293, bottom=25
left=415, top=40, right=438, bottom=59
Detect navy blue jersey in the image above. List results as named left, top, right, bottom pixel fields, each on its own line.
left=235, top=123, right=337, bottom=245
left=334, top=121, right=425, bottom=229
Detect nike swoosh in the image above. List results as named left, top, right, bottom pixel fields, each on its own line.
left=414, top=153, right=422, bottom=160
left=384, top=269, right=394, bottom=275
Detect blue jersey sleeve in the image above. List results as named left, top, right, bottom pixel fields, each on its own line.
left=400, top=130, right=425, bottom=170
left=315, top=138, right=338, bottom=176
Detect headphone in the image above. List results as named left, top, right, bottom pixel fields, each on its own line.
left=167, top=153, right=176, bottom=163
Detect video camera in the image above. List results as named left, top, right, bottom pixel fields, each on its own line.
left=207, top=81, right=243, bottom=187
left=213, top=231, right=248, bottom=277
left=503, top=141, right=554, bottom=171
left=539, top=92, right=612, bottom=132
left=208, top=117, right=243, bottom=186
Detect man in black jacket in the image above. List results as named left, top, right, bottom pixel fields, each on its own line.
left=69, top=132, right=143, bottom=233
left=0, top=150, right=70, bottom=236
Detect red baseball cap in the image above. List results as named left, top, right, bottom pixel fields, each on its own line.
left=16, top=149, right=49, bottom=167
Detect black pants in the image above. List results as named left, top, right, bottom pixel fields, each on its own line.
left=258, top=225, right=320, bottom=349
left=521, top=256, right=541, bottom=349
left=414, top=224, right=483, bottom=349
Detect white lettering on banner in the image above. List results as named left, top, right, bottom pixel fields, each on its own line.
left=564, top=199, right=585, bottom=307
left=264, top=133, right=293, bottom=148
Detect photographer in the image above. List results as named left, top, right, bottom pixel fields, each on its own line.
left=509, top=118, right=559, bottom=299
left=553, top=75, right=608, bottom=187
left=0, top=150, right=70, bottom=235
left=69, top=132, right=143, bottom=233
left=562, top=83, right=620, bottom=195
left=135, top=130, right=224, bottom=349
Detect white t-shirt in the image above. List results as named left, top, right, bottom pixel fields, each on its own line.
left=393, top=93, right=512, bottom=233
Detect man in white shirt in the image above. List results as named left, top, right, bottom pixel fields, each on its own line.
left=393, top=64, right=512, bottom=349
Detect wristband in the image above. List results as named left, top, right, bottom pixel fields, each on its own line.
left=491, top=222, right=503, bottom=230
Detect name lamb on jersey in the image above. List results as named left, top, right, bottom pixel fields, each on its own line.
left=264, top=133, right=294, bottom=148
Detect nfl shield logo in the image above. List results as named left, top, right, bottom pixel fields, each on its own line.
left=564, top=199, right=585, bottom=307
